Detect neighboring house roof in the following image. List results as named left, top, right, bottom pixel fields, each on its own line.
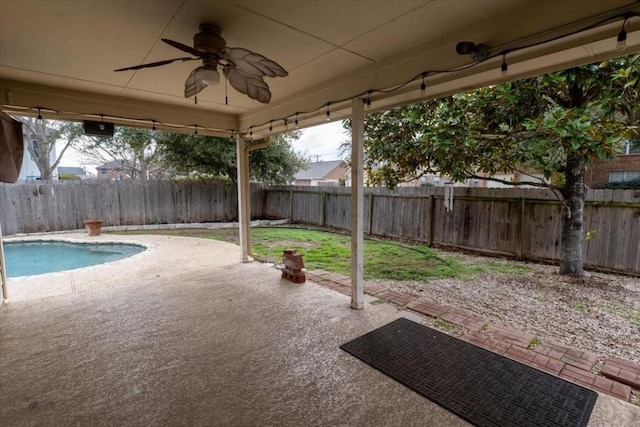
left=58, top=166, right=86, bottom=176
left=97, top=160, right=125, bottom=170
left=295, top=160, right=345, bottom=180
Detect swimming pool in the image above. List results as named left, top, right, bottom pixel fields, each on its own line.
left=3, top=240, right=146, bottom=278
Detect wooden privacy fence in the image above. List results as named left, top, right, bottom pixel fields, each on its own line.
left=0, top=180, right=264, bottom=235
left=264, top=186, right=640, bottom=275
left=2, top=181, right=639, bottom=274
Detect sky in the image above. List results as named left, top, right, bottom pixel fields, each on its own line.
left=59, top=120, right=348, bottom=171
left=292, top=121, right=347, bottom=162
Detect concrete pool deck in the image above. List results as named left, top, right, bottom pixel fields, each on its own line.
left=0, top=233, right=639, bottom=426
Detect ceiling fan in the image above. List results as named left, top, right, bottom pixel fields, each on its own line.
left=114, top=23, right=288, bottom=104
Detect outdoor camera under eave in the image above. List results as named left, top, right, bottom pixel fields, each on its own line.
left=456, top=41, right=490, bottom=62
left=84, top=120, right=114, bottom=137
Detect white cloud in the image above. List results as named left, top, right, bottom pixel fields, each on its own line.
left=293, top=121, right=349, bottom=161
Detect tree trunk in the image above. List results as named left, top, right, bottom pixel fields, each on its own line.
left=559, top=154, right=586, bottom=277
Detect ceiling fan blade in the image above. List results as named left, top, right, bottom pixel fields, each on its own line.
left=224, top=66, right=272, bottom=104
left=162, top=38, right=205, bottom=57
left=184, top=67, right=208, bottom=98
left=222, top=47, right=288, bottom=78
left=114, top=57, right=198, bottom=72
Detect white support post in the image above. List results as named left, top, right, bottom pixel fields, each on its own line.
left=242, top=142, right=252, bottom=254
left=350, top=97, right=365, bottom=309
left=236, top=133, right=250, bottom=262
left=0, top=222, right=7, bottom=302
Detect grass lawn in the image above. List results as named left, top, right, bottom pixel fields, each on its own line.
left=113, top=227, right=530, bottom=280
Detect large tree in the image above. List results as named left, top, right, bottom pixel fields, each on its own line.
left=76, top=127, right=164, bottom=180
left=157, top=131, right=306, bottom=184
left=352, top=54, right=638, bottom=277
left=20, top=118, right=84, bottom=180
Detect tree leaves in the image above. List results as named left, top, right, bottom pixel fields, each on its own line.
left=156, top=131, right=305, bottom=184
left=347, top=54, right=640, bottom=190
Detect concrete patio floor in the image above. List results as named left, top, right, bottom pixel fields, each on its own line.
left=1, top=234, right=638, bottom=426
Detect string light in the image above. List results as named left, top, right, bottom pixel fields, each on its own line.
left=616, top=21, right=628, bottom=51
left=194, top=125, right=198, bottom=135
left=36, top=107, right=44, bottom=134
left=269, top=120, right=273, bottom=131
left=152, top=120, right=156, bottom=131
left=501, top=53, right=509, bottom=78
left=4, top=11, right=636, bottom=139
left=283, top=118, right=288, bottom=131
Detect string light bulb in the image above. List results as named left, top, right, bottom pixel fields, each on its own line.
left=501, top=54, right=508, bottom=78
left=420, top=73, right=426, bottom=91
left=249, top=127, right=253, bottom=137
left=36, top=107, right=44, bottom=134
left=194, top=125, right=198, bottom=135
left=326, top=103, right=331, bottom=121
left=616, top=27, right=627, bottom=52
left=366, top=91, right=372, bottom=107
left=295, top=113, right=299, bottom=129
left=152, top=120, right=156, bottom=131
left=284, top=118, right=288, bottom=131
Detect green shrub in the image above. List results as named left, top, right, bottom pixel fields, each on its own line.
left=58, top=173, right=80, bottom=180
left=595, top=178, right=640, bottom=189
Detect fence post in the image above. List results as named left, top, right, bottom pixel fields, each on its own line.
left=289, top=189, right=294, bottom=222
left=516, top=197, right=525, bottom=259
left=427, top=194, right=435, bottom=247
left=321, top=192, right=327, bottom=226
left=368, top=193, right=374, bottom=235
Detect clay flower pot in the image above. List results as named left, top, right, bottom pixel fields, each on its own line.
left=84, top=220, right=103, bottom=236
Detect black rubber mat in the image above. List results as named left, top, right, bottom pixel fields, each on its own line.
left=340, top=318, right=597, bottom=427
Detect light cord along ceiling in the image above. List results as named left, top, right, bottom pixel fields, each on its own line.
left=4, top=11, right=638, bottom=139
left=114, top=23, right=288, bottom=104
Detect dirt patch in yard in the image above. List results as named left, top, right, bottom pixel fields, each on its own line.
left=264, top=240, right=318, bottom=249
left=367, top=255, right=640, bottom=364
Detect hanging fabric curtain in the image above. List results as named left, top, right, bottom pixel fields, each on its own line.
left=0, top=110, right=24, bottom=183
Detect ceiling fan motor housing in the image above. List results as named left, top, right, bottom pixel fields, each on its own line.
left=194, top=24, right=226, bottom=54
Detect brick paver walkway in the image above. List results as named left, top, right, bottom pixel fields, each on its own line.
left=305, top=269, right=638, bottom=403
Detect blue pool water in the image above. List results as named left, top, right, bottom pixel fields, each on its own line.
left=3, top=241, right=145, bottom=278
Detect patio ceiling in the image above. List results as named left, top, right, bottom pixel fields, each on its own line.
left=1, top=0, right=639, bottom=137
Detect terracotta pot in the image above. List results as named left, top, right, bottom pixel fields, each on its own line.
left=84, top=220, right=103, bottom=236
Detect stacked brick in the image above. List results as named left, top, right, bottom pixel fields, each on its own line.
left=281, top=249, right=305, bottom=283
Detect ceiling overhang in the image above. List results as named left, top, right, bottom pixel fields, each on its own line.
left=1, top=1, right=639, bottom=138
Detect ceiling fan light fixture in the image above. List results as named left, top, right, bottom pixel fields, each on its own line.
left=116, top=23, right=288, bottom=104
left=200, top=67, right=220, bottom=86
